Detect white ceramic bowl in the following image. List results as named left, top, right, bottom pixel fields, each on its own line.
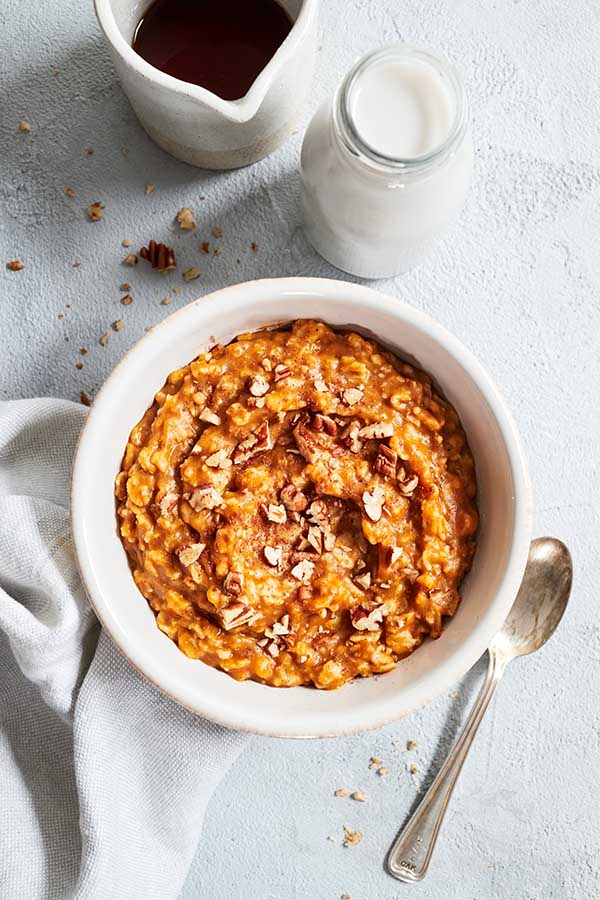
left=72, top=277, right=531, bottom=737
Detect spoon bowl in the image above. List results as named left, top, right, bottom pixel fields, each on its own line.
left=493, top=537, right=573, bottom=660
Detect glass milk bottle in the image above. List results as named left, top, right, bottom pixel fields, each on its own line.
left=300, top=46, right=473, bottom=279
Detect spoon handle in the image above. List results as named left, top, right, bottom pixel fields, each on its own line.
left=387, top=649, right=507, bottom=882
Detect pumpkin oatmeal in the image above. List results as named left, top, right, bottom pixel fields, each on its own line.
left=115, top=320, right=477, bottom=689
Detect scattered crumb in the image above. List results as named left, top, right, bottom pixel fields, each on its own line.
left=124, top=254, right=138, bottom=266
left=183, top=267, right=201, bottom=282
left=213, top=246, right=222, bottom=255
left=334, top=788, right=349, bottom=798
left=177, top=207, right=196, bottom=230
left=120, top=282, right=131, bottom=292
left=211, top=225, right=223, bottom=238
left=6, top=260, right=24, bottom=271
left=200, top=241, right=210, bottom=254
left=145, top=183, right=155, bottom=195
left=79, top=347, right=88, bottom=355
left=326, top=836, right=335, bottom=843
left=368, top=757, right=382, bottom=770
left=99, top=332, right=109, bottom=346
left=63, top=187, right=76, bottom=198
left=144, top=325, right=152, bottom=332
left=392, top=740, right=402, bottom=749
left=87, top=201, right=105, bottom=221
left=112, top=319, right=124, bottom=331
left=250, top=241, right=258, bottom=252
left=72, top=260, right=80, bottom=267
left=341, top=895, right=351, bottom=899
left=58, top=313, right=64, bottom=320
left=161, top=296, right=171, bottom=305
left=351, top=791, right=367, bottom=802
left=172, top=287, right=180, bottom=295
left=343, top=827, right=362, bottom=848
left=84, top=147, right=94, bottom=156
left=409, top=764, right=418, bottom=775
left=80, top=390, right=91, bottom=406
left=377, top=767, right=389, bottom=777
left=449, top=690, right=459, bottom=699
left=18, top=118, right=31, bottom=133
left=406, top=740, right=417, bottom=751
left=121, top=294, right=133, bottom=306
left=122, top=238, right=132, bottom=248
left=75, top=361, right=83, bottom=370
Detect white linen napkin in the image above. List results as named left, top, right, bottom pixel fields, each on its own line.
left=0, top=399, right=247, bottom=900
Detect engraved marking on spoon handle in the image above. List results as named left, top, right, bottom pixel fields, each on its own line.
left=386, top=649, right=507, bottom=882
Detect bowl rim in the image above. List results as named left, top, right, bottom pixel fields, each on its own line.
left=71, top=276, right=532, bottom=737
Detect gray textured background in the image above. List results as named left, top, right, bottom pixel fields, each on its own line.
left=1, top=0, right=600, bottom=897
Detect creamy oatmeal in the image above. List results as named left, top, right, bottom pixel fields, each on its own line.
left=115, top=320, right=477, bottom=689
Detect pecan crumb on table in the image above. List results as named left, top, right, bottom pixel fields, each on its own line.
left=115, top=320, right=477, bottom=690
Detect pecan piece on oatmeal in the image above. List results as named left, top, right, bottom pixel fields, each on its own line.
left=220, top=600, right=255, bottom=630
left=249, top=374, right=270, bottom=397
left=261, top=503, right=287, bottom=524
left=374, top=444, right=397, bottom=478
left=362, top=485, right=385, bottom=522
left=340, top=420, right=362, bottom=453
left=280, top=484, right=308, bottom=511
left=359, top=422, right=394, bottom=439
left=399, top=474, right=419, bottom=497
left=306, top=525, right=323, bottom=554
left=380, top=544, right=402, bottom=568
left=178, top=542, right=206, bottom=566
left=291, top=559, right=315, bottom=582
left=159, top=490, right=179, bottom=516
left=140, top=240, right=176, bottom=271
left=199, top=407, right=221, bottom=426
left=354, top=572, right=372, bottom=590
left=187, top=484, right=223, bottom=511
left=351, top=603, right=386, bottom=631
left=223, top=571, right=244, bottom=596
left=307, top=498, right=328, bottom=527
left=271, top=614, right=290, bottom=635
left=293, top=422, right=320, bottom=463
left=264, top=545, right=282, bottom=567
left=341, top=387, right=364, bottom=406
left=205, top=449, right=232, bottom=469
left=233, top=421, right=272, bottom=464
left=312, top=413, right=338, bottom=435
left=273, top=363, right=292, bottom=382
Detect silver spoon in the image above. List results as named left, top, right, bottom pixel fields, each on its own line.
left=387, top=537, right=573, bottom=882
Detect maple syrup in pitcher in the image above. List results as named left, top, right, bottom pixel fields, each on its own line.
left=132, top=0, right=293, bottom=101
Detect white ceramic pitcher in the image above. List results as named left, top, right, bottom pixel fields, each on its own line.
left=94, top=0, right=318, bottom=169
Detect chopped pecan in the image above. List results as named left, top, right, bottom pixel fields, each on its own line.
left=297, top=585, right=312, bottom=602
left=280, top=484, right=308, bottom=511
left=86, top=201, right=105, bottom=221
left=306, top=526, right=323, bottom=554
left=312, top=413, right=338, bottom=435
left=221, top=600, right=255, bottom=630
left=199, top=407, right=221, bottom=425
left=159, top=490, right=179, bottom=516
left=399, top=474, right=419, bottom=497
left=233, top=421, right=272, bottom=464
left=374, top=444, right=397, bottom=479
left=271, top=614, right=290, bottom=635
left=178, top=542, right=206, bottom=567
left=359, top=422, right=394, bottom=439
left=362, top=485, right=385, bottom=522
left=380, top=544, right=402, bottom=568
left=322, top=531, right=336, bottom=552
left=351, top=603, right=386, bottom=632
left=266, top=640, right=280, bottom=658
left=293, top=422, right=319, bottom=462
left=140, top=240, right=176, bottom=271
left=223, top=571, right=244, bottom=596
left=187, top=484, right=222, bottom=511
left=306, top=499, right=328, bottom=526
left=340, top=420, right=362, bottom=453
left=354, top=572, right=372, bottom=590
left=290, top=559, right=315, bottom=582
left=205, top=449, right=232, bottom=469
left=264, top=545, right=282, bottom=567
left=261, top=503, right=287, bottom=524
left=176, top=207, right=195, bottom=230
left=273, top=364, right=292, bottom=382
left=341, top=387, right=364, bottom=406
left=6, top=260, right=25, bottom=271
left=249, top=374, right=270, bottom=397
